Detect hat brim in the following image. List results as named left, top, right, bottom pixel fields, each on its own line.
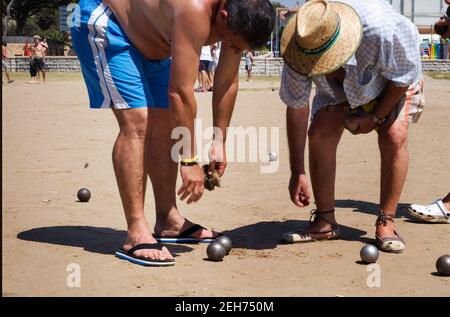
left=281, top=2, right=363, bottom=77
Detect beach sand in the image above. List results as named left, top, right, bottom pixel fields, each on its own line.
left=2, top=74, right=449, bottom=296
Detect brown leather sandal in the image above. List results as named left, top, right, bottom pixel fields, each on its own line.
left=282, top=209, right=341, bottom=244
left=375, top=213, right=405, bottom=253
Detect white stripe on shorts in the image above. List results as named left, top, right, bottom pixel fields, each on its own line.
left=88, top=3, right=128, bottom=109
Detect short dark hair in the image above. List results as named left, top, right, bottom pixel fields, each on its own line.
left=224, top=0, right=275, bottom=49
left=2, top=42, right=7, bottom=46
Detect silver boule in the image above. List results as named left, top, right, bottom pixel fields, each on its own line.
left=360, top=244, right=379, bottom=263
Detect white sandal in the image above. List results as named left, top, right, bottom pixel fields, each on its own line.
left=408, top=199, right=450, bottom=224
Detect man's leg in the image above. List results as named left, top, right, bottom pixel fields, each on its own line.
left=112, top=108, right=172, bottom=260
left=4, top=69, right=11, bottom=82
left=148, top=108, right=218, bottom=238
left=201, top=70, right=209, bottom=90
left=377, top=120, right=409, bottom=237
left=443, top=192, right=450, bottom=209
left=307, top=106, right=346, bottom=236
left=40, top=69, right=46, bottom=83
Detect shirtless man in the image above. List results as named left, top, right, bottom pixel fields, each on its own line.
left=71, top=0, right=275, bottom=266
left=2, top=42, right=14, bottom=84
left=30, top=36, right=46, bottom=83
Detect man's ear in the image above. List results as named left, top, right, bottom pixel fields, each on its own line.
left=217, top=9, right=228, bottom=25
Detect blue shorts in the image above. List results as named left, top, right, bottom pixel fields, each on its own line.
left=71, top=0, right=170, bottom=109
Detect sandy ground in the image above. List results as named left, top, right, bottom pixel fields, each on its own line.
left=2, top=73, right=450, bottom=297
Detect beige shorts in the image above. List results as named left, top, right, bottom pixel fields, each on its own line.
left=318, top=79, right=425, bottom=124
left=2, top=59, right=9, bottom=71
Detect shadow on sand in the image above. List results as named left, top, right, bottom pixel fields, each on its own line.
left=17, top=226, right=193, bottom=256
left=223, top=220, right=366, bottom=250
left=335, top=199, right=413, bottom=219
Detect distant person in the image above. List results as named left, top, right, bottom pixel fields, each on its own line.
left=41, top=38, right=49, bottom=70
left=2, top=42, right=14, bottom=84
left=206, top=44, right=218, bottom=90
left=23, top=40, right=31, bottom=57
left=196, top=45, right=213, bottom=92
left=30, top=35, right=46, bottom=83
left=409, top=192, right=450, bottom=224
left=244, top=49, right=254, bottom=81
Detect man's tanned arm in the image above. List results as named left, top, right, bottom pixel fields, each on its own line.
left=168, top=6, right=210, bottom=204
left=209, top=46, right=241, bottom=175
left=168, top=6, right=210, bottom=159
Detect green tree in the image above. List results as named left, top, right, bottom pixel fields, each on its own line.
left=2, top=0, right=74, bottom=35
left=271, top=1, right=284, bottom=8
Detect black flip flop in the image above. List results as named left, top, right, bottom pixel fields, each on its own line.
left=115, top=243, right=175, bottom=267
left=153, top=224, right=222, bottom=244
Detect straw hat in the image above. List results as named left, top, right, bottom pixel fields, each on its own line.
left=33, top=35, right=42, bottom=40
left=281, top=0, right=363, bottom=77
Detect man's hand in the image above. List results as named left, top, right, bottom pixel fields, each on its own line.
left=289, top=172, right=311, bottom=207
left=178, top=164, right=205, bottom=204
left=208, top=141, right=227, bottom=177
left=344, top=114, right=377, bottom=135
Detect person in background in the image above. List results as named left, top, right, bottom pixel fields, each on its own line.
left=244, top=49, right=254, bottom=81
left=30, top=35, right=46, bottom=83
left=41, top=38, right=49, bottom=70
left=196, top=45, right=213, bottom=92
left=23, top=40, right=31, bottom=57
left=2, top=42, right=14, bottom=84
left=207, top=43, right=219, bottom=90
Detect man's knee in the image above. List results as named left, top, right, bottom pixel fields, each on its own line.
left=308, top=120, right=341, bottom=147
left=114, top=109, right=149, bottom=139
left=379, top=122, right=408, bottom=151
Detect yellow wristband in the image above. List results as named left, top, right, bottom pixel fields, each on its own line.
left=180, top=155, right=198, bottom=164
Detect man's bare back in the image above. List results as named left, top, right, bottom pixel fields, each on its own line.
left=105, top=0, right=221, bottom=60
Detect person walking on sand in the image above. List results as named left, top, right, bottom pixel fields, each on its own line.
left=71, top=0, right=275, bottom=266
left=30, top=35, right=46, bottom=83
left=2, top=42, right=14, bottom=84
left=279, top=0, right=424, bottom=253
left=244, top=49, right=254, bottom=81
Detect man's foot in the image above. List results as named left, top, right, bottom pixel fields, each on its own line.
left=375, top=213, right=405, bottom=252
left=7, top=80, right=14, bottom=84
left=154, top=217, right=220, bottom=241
left=409, top=199, right=450, bottom=223
left=123, top=223, right=173, bottom=261
left=282, top=210, right=340, bottom=243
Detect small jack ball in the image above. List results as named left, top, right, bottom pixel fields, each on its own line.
left=436, top=255, right=450, bottom=276
left=360, top=245, right=379, bottom=263
left=207, top=242, right=226, bottom=261
left=268, top=152, right=278, bottom=162
left=77, top=188, right=91, bottom=202
left=215, top=235, right=233, bottom=255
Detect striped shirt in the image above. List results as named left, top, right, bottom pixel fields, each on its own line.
left=279, top=0, right=422, bottom=116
